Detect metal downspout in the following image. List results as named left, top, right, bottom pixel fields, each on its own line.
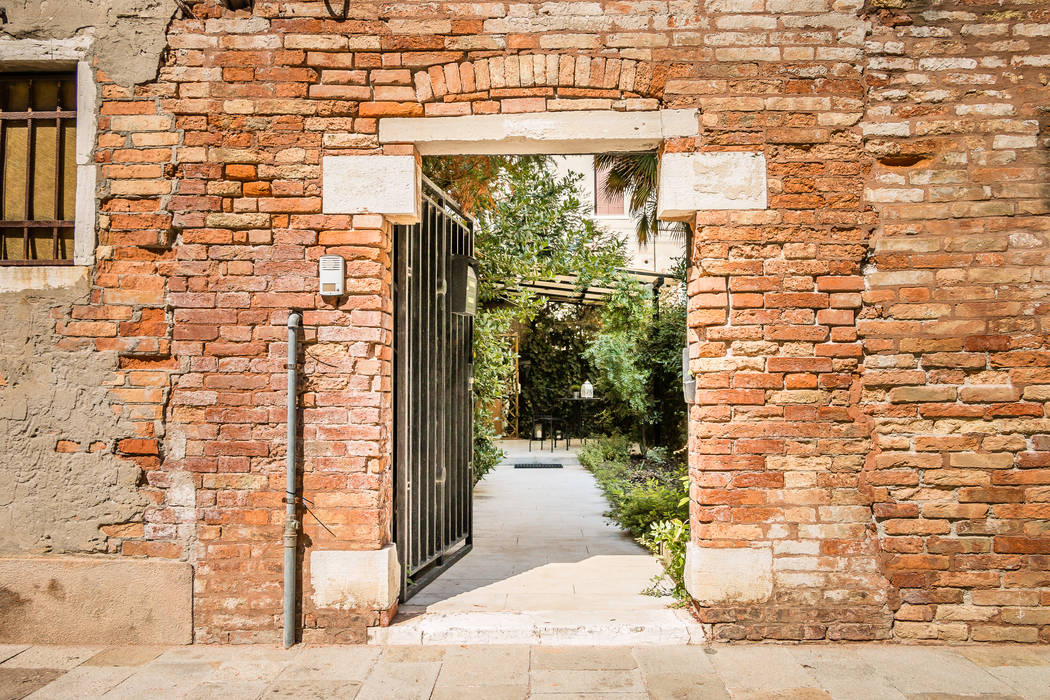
left=283, top=311, right=302, bottom=648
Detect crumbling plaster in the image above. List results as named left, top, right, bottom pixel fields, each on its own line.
left=0, top=0, right=177, bottom=86
left=0, top=280, right=146, bottom=555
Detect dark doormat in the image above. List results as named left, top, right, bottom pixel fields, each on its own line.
left=514, top=463, right=563, bottom=469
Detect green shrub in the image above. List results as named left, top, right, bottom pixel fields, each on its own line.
left=580, top=435, right=688, bottom=537
left=579, top=435, right=691, bottom=598
left=640, top=518, right=690, bottom=600
left=578, top=434, right=629, bottom=472
left=606, top=479, right=688, bottom=539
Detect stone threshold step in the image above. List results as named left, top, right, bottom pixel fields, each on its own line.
left=367, top=609, right=705, bottom=646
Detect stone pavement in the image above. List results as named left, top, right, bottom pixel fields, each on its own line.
left=3, top=642, right=1050, bottom=699
left=370, top=440, right=700, bottom=645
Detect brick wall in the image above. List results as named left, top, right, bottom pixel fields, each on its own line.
left=22, top=0, right=1049, bottom=643
left=860, top=0, right=1050, bottom=643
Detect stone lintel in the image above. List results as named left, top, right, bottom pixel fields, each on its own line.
left=657, top=151, right=768, bottom=220
left=684, top=543, right=773, bottom=606
left=322, top=155, right=421, bottom=224
left=310, top=545, right=400, bottom=611
left=378, top=109, right=700, bottom=155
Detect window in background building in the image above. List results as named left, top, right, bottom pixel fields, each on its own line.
left=0, top=73, right=77, bottom=265
left=593, top=163, right=624, bottom=217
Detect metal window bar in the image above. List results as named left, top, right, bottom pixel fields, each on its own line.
left=0, top=73, right=76, bottom=265
left=394, top=177, right=475, bottom=601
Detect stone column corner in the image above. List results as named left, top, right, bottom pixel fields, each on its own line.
left=683, top=542, right=773, bottom=607
left=309, top=545, right=401, bottom=611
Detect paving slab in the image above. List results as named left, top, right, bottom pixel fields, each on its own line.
left=732, top=690, right=833, bottom=700
left=263, top=679, right=362, bottom=698
left=788, top=646, right=907, bottom=700
left=981, top=668, right=1050, bottom=700
left=430, top=683, right=527, bottom=700
left=103, top=660, right=219, bottom=699
left=185, top=679, right=270, bottom=699
left=277, top=645, right=380, bottom=680
left=0, top=648, right=28, bottom=666
left=532, top=646, right=638, bottom=671
left=707, top=646, right=820, bottom=693
left=530, top=669, right=646, bottom=694
left=355, top=661, right=440, bottom=700
left=632, top=645, right=716, bottom=676
left=434, top=645, right=529, bottom=686
left=0, top=667, right=63, bottom=700
left=852, top=646, right=1020, bottom=696
left=24, top=665, right=134, bottom=699
left=0, top=645, right=100, bottom=670
left=645, top=672, right=731, bottom=700
left=953, top=645, right=1050, bottom=668
left=83, top=645, right=166, bottom=667
left=379, top=645, right=447, bottom=662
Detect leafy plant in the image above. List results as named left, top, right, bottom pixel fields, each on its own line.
left=579, top=435, right=691, bottom=599
left=640, top=518, right=690, bottom=601
left=594, top=151, right=692, bottom=252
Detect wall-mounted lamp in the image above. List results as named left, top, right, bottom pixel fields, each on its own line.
left=450, top=255, right=478, bottom=316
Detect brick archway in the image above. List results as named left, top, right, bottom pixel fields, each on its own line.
left=406, top=53, right=667, bottom=116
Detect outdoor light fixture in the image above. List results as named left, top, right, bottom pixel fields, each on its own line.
left=319, top=254, right=345, bottom=297
left=450, top=255, right=478, bottom=316
left=580, top=380, right=594, bottom=399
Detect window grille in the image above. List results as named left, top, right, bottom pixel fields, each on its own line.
left=0, top=73, right=77, bottom=265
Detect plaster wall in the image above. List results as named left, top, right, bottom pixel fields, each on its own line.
left=0, top=279, right=147, bottom=555
left=0, top=0, right=176, bottom=86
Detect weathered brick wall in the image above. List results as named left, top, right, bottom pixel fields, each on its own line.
left=859, top=0, right=1050, bottom=643
left=685, top=0, right=895, bottom=641
left=14, top=0, right=1046, bottom=643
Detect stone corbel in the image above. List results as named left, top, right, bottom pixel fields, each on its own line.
left=656, top=151, right=768, bottom=220
left=322, top=154, right=421, bottom=224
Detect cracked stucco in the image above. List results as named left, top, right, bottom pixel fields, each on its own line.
left=0, top=0, right=177, bottom=86
left=0, top=280, right=146, bottom=554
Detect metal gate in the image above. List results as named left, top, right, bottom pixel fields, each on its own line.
left=393, top=177, right=474, bottom=602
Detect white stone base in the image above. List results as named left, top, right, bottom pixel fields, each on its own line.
left=367, top=609, right=704, bottom=646
left=310, top=545, right=400, bottom=610
left=0, top=556, right=192, bottom=645
left=684, top=543, right=773, bottom=606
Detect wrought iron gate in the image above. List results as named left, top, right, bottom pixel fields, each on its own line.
left=393, top=177, right=474, bottom=601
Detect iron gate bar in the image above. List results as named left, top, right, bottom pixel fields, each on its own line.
left=394, top=176, right=474, bottom=602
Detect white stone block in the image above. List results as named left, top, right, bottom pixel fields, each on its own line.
left=322, top=155, right=420, bottom=223
left=657, top=151, right=767, bottom=219
left=684, top=542, right=773, bottom=606
left=310, top=545, right=400, bottom=610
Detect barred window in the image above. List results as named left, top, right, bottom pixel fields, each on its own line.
left=0, top=73, right=77, bottom=265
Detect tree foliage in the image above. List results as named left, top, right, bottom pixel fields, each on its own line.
left=584, top=274, right=687, bottom=450
left=422, top=155, right=629, bottom=482
left=594, top=151, right=692, bottom=254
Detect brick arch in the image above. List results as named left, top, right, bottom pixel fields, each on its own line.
left=402, top=54, right=669, bottom=117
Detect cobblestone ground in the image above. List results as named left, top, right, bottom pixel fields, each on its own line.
left=2, top=643, right=1049, bottom=699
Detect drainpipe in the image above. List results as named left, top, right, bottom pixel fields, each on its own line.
left=283, top=311, right=302, bottom=649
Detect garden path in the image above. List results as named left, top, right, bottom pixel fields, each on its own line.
left=369, top=440, right=702, bottom=645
